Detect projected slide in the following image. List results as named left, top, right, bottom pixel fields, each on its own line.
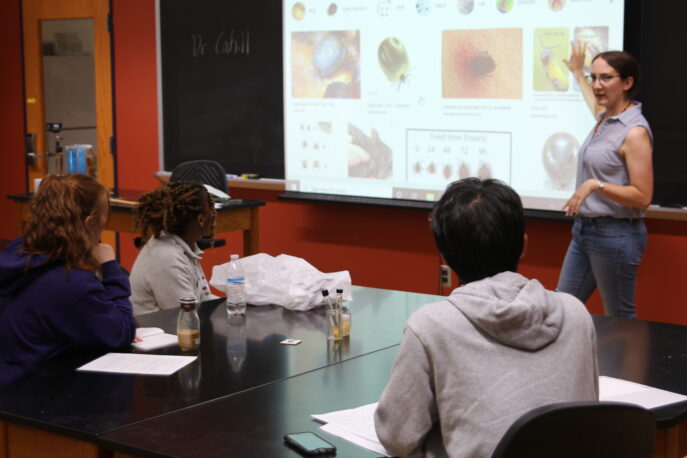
left=283, top=0, right=625, bottom=211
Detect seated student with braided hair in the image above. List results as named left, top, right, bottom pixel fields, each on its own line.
left=0, top=174, right=137, bottom=386
left=129, top=181, right=217, bottom=315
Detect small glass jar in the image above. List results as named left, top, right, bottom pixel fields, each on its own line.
left=177, top=296, right=200, bottom=351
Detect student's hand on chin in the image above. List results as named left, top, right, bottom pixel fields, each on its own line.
left=92, top=243, right=116, bottom=265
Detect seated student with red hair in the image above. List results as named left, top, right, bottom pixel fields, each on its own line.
left=0, top=174, right=137, bottom=387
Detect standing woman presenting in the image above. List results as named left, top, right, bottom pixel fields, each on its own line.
left=557, top=44, right=653, bottom=318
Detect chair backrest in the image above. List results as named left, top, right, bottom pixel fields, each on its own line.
left=170, top=160, right=228, bottom=194
left=491, top=401, right=656, bottom=458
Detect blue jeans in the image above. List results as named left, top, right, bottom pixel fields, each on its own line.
left=557, top=217, right=647, bottom=318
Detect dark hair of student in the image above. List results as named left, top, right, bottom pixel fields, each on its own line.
left=430, top=178, right=525, bottom=285
left=23, top=174, right=109, bottom=272
left=133, top=181, right=215, bottom=244
left=593, top=50, right=641, bottom=98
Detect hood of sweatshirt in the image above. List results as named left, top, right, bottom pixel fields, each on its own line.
left=446, top=271, right=564, bottom=351
left=0, top=238, right=63, bottom=297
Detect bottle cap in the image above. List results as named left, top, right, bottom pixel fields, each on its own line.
left=321, top=289, right=329, bottom=297
left=336, top=288, right=343, bottom=293
left=230, top=254, right=239, bottom=261
left=180, top=295, right=197, bottom=311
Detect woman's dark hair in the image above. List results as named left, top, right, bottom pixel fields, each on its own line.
left=133, top=181, right=215, bottom=244
left=430, top=178, right=525, bottom=285
left=593, top=50, right=641, bottom=98
left=23, top=174, right=108, bottom=272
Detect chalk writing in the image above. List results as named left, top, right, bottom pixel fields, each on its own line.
left=192, top=34, right=208, bottom=57
left=216, top=29, right=250, bottom=55
left=191, top=29, right=251, bottom=57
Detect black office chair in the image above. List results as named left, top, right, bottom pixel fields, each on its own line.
left=170, top=159, right=229, bottom=194
left=170, top=160, right=229, bottom=249
left=491, top=401, right=656, bottom=458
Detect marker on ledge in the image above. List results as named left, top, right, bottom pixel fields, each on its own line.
left=241, top=173, right=260, bottom=179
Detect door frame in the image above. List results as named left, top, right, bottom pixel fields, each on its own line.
left=22, top=0, right=115, bottom=192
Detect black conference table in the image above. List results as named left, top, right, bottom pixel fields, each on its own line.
left=2, top=287, right=687, bottom=457
left=97, top=314, right=687, bottom=458
left=0, top=286, right=436, bottom=455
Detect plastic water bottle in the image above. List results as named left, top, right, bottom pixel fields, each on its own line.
left=225, top=254, right=247, bottom=316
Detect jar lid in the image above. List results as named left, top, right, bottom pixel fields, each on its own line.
left=180, top=295, right=197, bottom=311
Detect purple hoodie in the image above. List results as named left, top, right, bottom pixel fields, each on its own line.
left=0, top=238, right=136, bottom=386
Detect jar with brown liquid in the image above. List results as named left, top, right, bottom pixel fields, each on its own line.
left=177, top=296, right=200, bottom=351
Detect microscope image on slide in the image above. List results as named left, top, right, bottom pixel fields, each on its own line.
left=442, top=28, right=522, bottom=99
left=496, top=0, right=514, bottom=14
left=291, top=31, right=360, bottom=99
left=457, top=0, right=474, bottom=15
left=347, top=123, right=393, bottom=179
left=573, top=26, right=609, bottom=75
left=293, top=121, right=335, bottom=174
left=533, top=28, right=570, bottom=92
left=291, top=2, right=306, bottom=20
left=378, top=37, right=412, bottom=90
left=548, top=0, right=566, bottom=12
left=406, top=130, right=510, bottom=185
left=542, top=132, right=579, bottom=191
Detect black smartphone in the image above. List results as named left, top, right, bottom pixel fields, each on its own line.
left=284, top=432, right=337, bottom=455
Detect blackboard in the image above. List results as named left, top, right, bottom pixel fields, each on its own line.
left=159, top=0, right=284, bottom=178
left=631, top=1, right=687, bottom=207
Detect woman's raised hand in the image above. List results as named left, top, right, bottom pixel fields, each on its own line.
left=565, top=40, right=587, bottom=76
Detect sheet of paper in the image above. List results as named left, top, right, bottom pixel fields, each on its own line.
left=132, top=332, right=178, bottom=351
left=312, top=403, right=391, bottom=457
left=599, top=376, right=687, bottom=409
left=313, top=402, right=379, bottom=430
left=77, top=353, right=196, bottom=375
left=136, top=327, right=164, bottom=338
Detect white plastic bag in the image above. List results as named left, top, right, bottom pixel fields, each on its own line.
left=210, top=253, right=352, bottom=311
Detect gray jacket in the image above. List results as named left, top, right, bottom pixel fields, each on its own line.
left=130, top=231, right=214, bottom=315
left=374, top=271, right=599, bottom=458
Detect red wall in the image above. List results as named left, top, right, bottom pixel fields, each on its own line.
left=3, top=0, right=687, bottom=325
left=0, top=0, right=28, bottom=239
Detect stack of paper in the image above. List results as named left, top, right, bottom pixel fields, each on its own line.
left=312, top=403, right=390, bottom=457
left=132, top=327, right=178, bottom=351
left=599, top=376, right=687, bottom=408
left=77, top=353, right=196, bottom=375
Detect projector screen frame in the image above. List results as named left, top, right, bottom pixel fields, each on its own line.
left=281, top=0, right=646, bottom=218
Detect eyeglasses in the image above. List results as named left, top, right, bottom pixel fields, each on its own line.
left=584, top=73, right=622, bottom=85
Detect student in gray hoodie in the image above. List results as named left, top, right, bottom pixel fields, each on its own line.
left=374, top=178, right=599, bottom=458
